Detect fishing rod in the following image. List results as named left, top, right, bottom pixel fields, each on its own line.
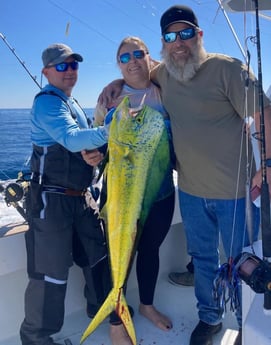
left=221, top=0, right=271, bottom=311
left=253, top=0, right=271, bottom=313
left=0, top=33, right=41, bottom=220
left=0, top=32, right=41, bottom=89
left=217, top=0, right=255, bottom=249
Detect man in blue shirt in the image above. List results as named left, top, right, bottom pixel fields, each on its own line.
left=20, top=43, right=109, bottom=345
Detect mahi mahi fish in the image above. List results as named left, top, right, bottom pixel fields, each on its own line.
left=80, top=96, right=171, bottom=344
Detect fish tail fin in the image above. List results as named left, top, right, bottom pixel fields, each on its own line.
left=80, top=288, right=115, bottom=344
left=116, top=289, right=137, bottom=345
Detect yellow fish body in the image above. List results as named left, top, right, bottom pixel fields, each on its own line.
left=81, top=96, right=170, bottom=344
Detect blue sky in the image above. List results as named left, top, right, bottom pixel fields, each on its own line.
left=1, top=0, right=271, bottom=108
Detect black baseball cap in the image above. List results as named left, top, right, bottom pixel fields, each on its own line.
left=160, top=5, right=199, bottom=34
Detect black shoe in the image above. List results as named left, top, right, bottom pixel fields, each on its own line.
left=189, top=320, right=222, bottom=345
left=48, top=337, right=63, bottom=345
left=234, top=328, right=242, bottom=345
left=168, top=271, right=194, bottom=286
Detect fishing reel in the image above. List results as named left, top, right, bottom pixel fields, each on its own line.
left=234, top=252, right=271, bottom=294
left=4, top=181, right=25, bottom=204
left=4, top=172, right=30, bottom=204
left=0, top=172, right=30, bottom=220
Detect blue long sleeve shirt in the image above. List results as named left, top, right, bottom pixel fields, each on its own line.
left=31, top=84, right=107, bottom=152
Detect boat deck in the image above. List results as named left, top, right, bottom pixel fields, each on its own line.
left=58, top=279, right=238, bottom=345
left=1, top=265, right=238, bottom=345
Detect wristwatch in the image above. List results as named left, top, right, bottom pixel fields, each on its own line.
left=266, top=158, right=271, bottom=167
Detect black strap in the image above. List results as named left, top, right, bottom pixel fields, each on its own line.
left=42, top=185, right=86, bottom=196
left=35, top=90, right=92, bottom=127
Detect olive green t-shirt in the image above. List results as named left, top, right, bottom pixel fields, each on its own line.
left=152, top=53, right=270, bottom=199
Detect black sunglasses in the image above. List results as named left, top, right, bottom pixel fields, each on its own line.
left=163, top=28, right=198, bottom=43
left=48, top=61, right=79, bottom=72
left=119, top=50, right=147, bottom=64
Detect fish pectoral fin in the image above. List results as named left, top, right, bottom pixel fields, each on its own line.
left=80, top=289, right=116, bottom=344
left=116, top=291, right=137, bottom=345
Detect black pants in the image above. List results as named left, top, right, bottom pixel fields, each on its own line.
left=136, top=192, right=175, bottom=305
left=72, top=230, right=110, bottom=309
left=20, top=191, right=107, bottom=345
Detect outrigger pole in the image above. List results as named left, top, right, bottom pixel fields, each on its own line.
left=216, top=0, right=247, bottom=61
left=0, top=32, right=41, bottom=89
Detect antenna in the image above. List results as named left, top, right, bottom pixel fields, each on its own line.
left=0, top=33, right=41, bottom=89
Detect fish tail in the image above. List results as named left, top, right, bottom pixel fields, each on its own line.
left=80, top=289, right=115, bottom=344
left=116, top=289, right=137, bottom=345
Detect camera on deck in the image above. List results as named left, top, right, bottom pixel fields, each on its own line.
left=234, top=252, right=271, bottom=294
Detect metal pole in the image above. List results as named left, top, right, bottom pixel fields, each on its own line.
left=216, top=0, right=247, bottom=61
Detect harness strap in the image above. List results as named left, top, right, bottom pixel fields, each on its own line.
left=35, top=90, right=92, bottom=127
left=42, top=185, right=87, bottom=196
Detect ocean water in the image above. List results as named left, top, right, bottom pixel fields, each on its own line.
left=0, top=108, right=94, bottom=181
left=0, top=109, right=31, bottom=181
left=0, top=107, right=94, bottom=226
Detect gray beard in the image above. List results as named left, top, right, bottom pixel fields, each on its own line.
left=161, top=42, right=207, bottom=83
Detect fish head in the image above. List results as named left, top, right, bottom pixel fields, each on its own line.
left=110, top=96, right=163, bottom=148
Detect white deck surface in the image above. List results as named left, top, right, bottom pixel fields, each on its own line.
left=0, top=265, right=239, bottom=345
left=55, top=278, right=239, bottom=345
